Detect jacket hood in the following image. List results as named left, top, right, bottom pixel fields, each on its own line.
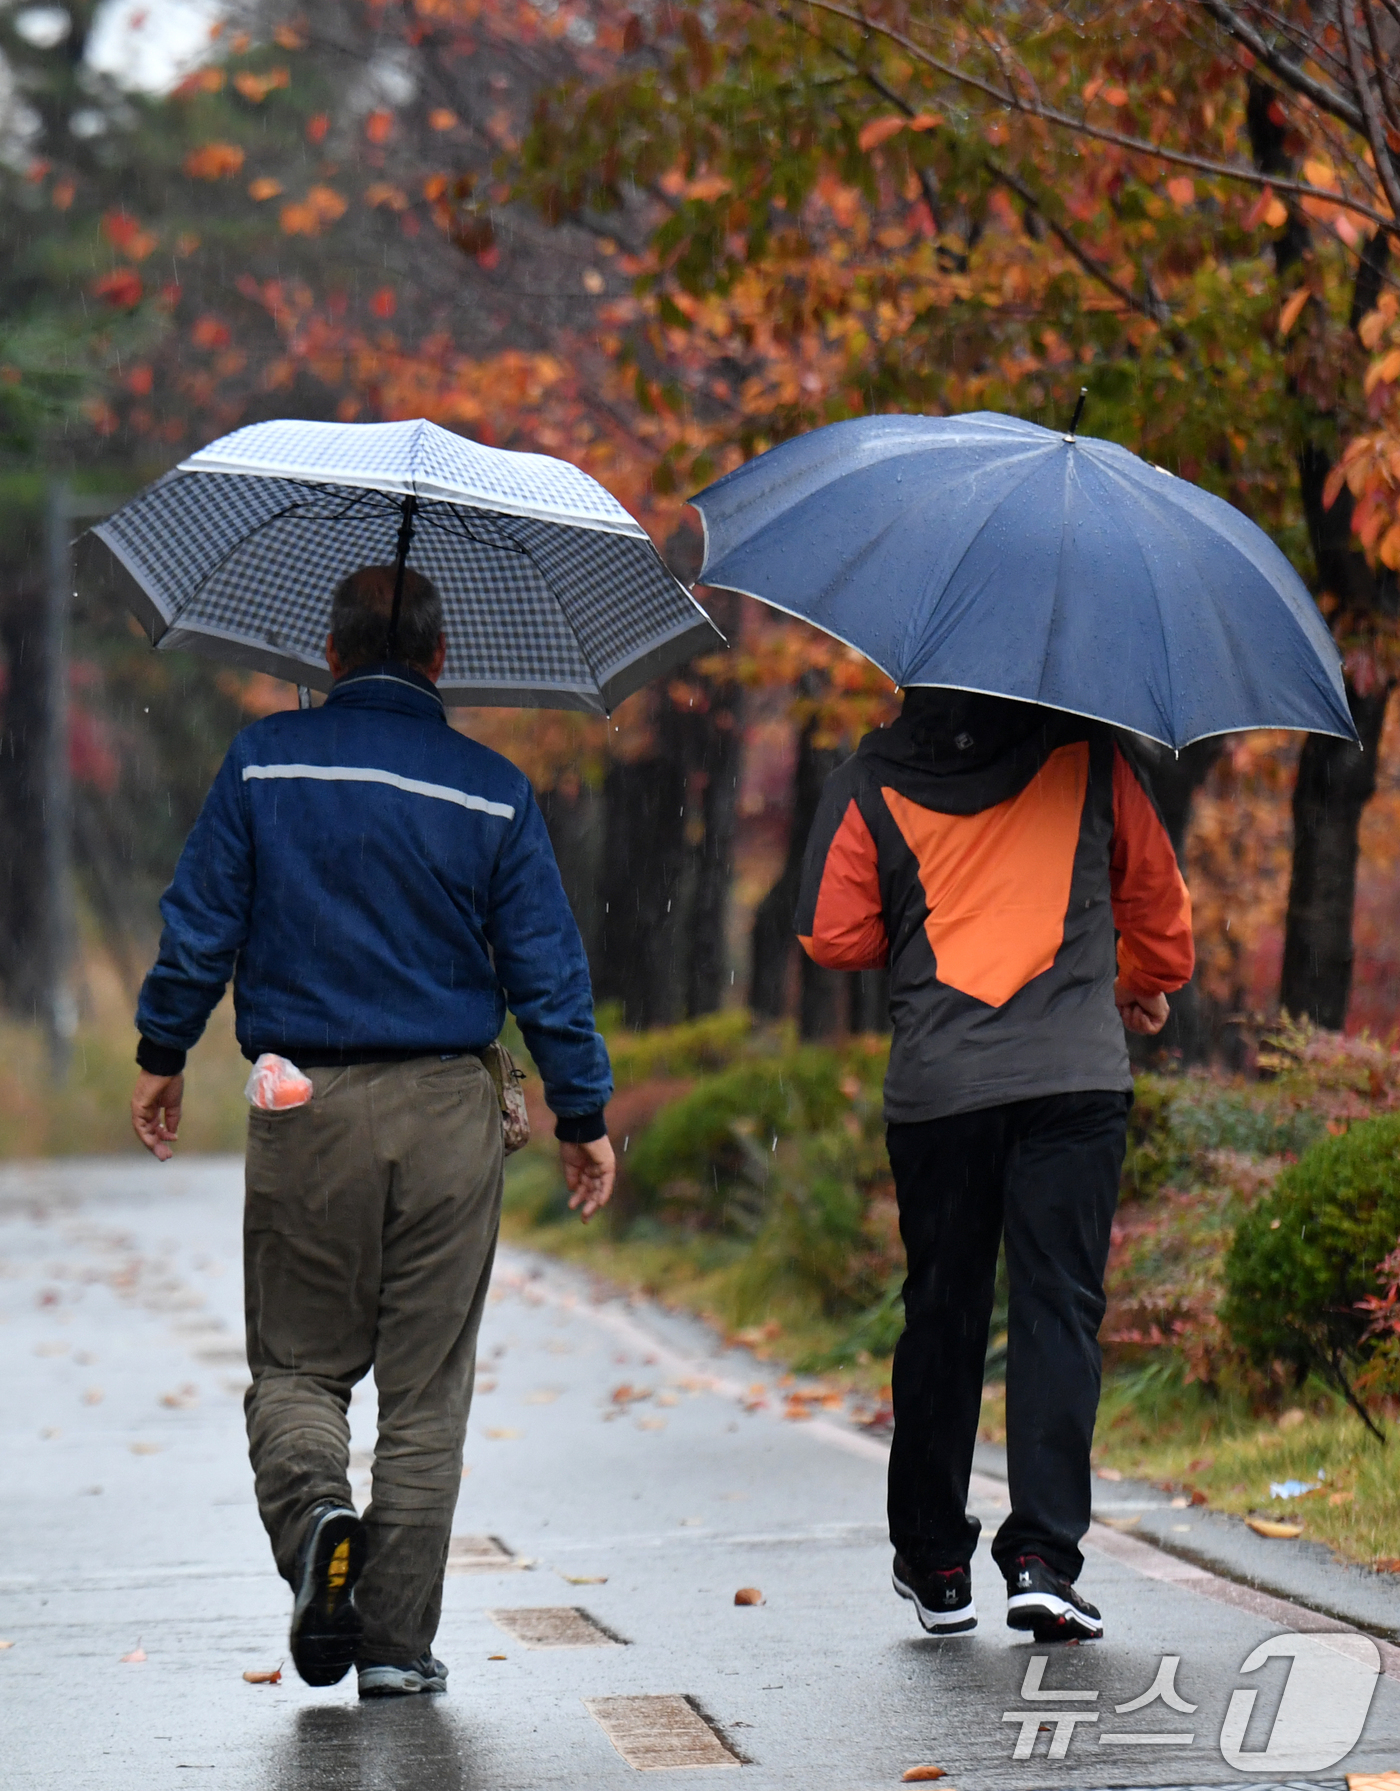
left=857, top=690, right=1086, bottom=815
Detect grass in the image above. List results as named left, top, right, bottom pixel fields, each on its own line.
left=500, top=1148, right=897, bottom=1390
left=0, top=947, right=248, bottom=1159
left=1092, top=1372, right=1400, bottom=1571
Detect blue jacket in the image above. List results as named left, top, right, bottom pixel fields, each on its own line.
left=136, top=663, right=612, bottom=1130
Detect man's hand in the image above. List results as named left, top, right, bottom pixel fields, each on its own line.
left=131, top=1071, right=184, bottom=1160
left=560, top=1136, right=615, bottom=1222
left=1115, top=983, right=1170, bottom=1037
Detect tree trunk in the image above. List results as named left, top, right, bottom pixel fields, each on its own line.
left=684, top=590, right=744, bottom=1018
left=751, top=708, right=843, bottom=1033
left=0, top=574, right=51, bottom=1019
left=596, top=731, right=688, bottom=1029
left=539, top=780, right=604, bottom=970
left=1247, top=78, right=1397, bottom=1032
left=1130, top=736, right=1224, bottom=1061
left=1280, top=687, right=1390, bottom=1027
left=1277, top=442, right=1397, bottom=1026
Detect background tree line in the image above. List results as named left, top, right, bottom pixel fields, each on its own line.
left=2, top=0, right=1399, bottom=1052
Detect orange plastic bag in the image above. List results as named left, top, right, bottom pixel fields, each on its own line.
left=244, top=1053, right=313, bottom=1110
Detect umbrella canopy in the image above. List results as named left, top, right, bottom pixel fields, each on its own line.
left=90, top=417, right=721, bottom=712
left=690, top=411, right=1355, bottom=749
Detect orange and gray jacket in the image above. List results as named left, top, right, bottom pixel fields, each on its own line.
left=795, top=709, right=1194, bottom=1123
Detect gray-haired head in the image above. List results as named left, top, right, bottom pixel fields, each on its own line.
left=330, top=565, right=444, bottom=673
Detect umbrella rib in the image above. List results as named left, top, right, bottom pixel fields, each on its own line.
left=159, top=481, right=399, bottom=616
left=420, top=502, right=610, bottom=686
left=420, top=503, right=534, bottom=559
left=1037, top=450, right=1173, bottom=729
left=895, top=447, right=1052, bottom=675
left=1083, top=459, right=1181, bottom=735
left=1093, top=456, right=1350, bottom=739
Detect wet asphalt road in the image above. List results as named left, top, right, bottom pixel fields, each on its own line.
left=2, top=1155, right=1399, bottom=1791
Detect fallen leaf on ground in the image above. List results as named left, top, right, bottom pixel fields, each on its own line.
left=734, top=1587, right=764, bottom=1606
left=636, top=1416, right=667, bottom=1431
left=82, top=1387, right=104, bottom=1405
left=524, top=1390, right=558, bottom=1405
left=0, top=1640, right=14, bottom=1649
left=562, top=1574, right=607, bottom=1585
left=902, top=1768, right=947, bottom=1782
left=120, top=1645, right=147, bottom=1662
left=483, top=1428, right=521, bottom=1440
left=242, top=1664, right=282, bottom=1684
left=129, top=1442, right=162, bottom=1455
left=731, top=1322, right=781, bottom=1347
left=655, top=1392, right=679, bottom=1407
left=1374, top=1557, right=1400, bottom=1573
left=160, top=1384, right=199, bottom=1409
left=610, top=1382, right=652, bottom=1406
left=852, top=1402, right=894, bottom=1430
left=1347, top=1775, right=1400, bottom=1791
left=1096, top=1515, right=1140, bottom=1531
left=488, top=1653, right=506, bottom=1661
left=1246, top=1516, right=1303, bottom=1539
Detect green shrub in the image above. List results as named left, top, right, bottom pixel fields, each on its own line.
left=796, top=1276, right=906, bottom=1372
left=625, top=1050, right=855, bottom=1230
left=606, top=1010, right=755, bottom=1087
left=1123, top=1076, right=1326, bottom=1202
left=1222, top=1115, right=1400, bottom=1402
left=1121, top=1079, right=1185, bottom=1200
left=1168, top=1087, right=1324, bottom=1161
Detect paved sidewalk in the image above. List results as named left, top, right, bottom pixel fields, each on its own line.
left=2, top=1156, right=1398, bottom=1790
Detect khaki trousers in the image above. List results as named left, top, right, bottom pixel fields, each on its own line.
left=243, top=1055, right=503, bottom=1666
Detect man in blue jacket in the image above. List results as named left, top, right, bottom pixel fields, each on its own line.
left=129, top=564, right=614, bottom=1698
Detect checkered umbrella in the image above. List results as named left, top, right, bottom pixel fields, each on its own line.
left=90, top=417, right=722, bottom=711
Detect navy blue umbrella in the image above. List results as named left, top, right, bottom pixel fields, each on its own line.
left=689, top=411, right=1355, bottom=749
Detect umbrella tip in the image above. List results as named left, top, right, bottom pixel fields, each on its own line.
left=1064, top=388, right=1089, bottom=442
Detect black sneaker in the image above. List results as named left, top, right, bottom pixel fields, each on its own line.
left=358, top=1652, right=449, bottom=1698
left=1004, top=1554, right=1103, bottom=1642
left=892, top=1554, right=977, bottom=1635
left=289, top=1502, right=368, bottom=1686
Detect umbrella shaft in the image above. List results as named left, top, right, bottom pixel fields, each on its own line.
left=388, top=494, right=418, bottom=657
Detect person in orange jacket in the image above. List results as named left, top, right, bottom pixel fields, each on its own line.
left=795, top=687, right=1193, bottom=1642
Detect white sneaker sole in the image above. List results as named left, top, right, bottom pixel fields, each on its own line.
left=1006, top=1590, right=1103, bottom=1640
left=358, top=1665, right=448, bottom=1698
left=892, top=1568, right=978, bottom=1635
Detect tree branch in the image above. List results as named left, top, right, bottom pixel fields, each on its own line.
left=1360, top=0, right=1400, bottom=136
left=1338, top=0, right=1400, bottom=224
left=1194, top=0, right=1365, bottom=133
left=780, top=4, right=1182, bottom=329
left=985, top=156, right=1169, bottom=324
left=786, top=0, right=1397, bottom=238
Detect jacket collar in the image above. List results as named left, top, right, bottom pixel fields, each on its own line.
left=325, top=661, right=446, bottom=720
left=857, top=708, right=1088, bottom=815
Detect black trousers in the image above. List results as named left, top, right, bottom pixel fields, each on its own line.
left=886, top=1090, right=1128, bottom=1583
